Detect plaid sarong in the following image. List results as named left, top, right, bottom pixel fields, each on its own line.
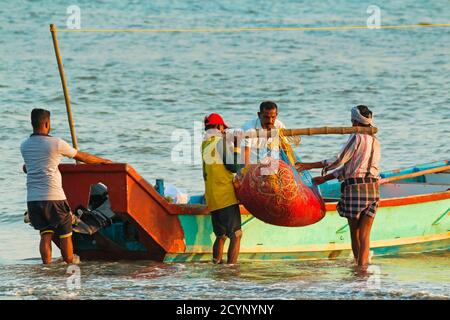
left=337, top=178, right=380, bottom=219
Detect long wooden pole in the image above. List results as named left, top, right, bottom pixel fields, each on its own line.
left=50, top=24, right=79, bottom=150
left=231, top=126, right=378, bottom=138
left=379, top=165, right=450, bottom=184
left=281, top=126, right=377, bottom=136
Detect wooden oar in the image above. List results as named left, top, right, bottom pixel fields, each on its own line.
left=379, top=165, right=450, bottom=184
left=228, top=126, right=378, bottom=138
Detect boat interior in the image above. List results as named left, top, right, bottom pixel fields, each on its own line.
left=320, top=171, right=450, bottom=202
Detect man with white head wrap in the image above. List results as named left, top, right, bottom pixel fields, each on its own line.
left=295, top=105, right=380, bottom=270
left=351, top=106, right=374, bottom=126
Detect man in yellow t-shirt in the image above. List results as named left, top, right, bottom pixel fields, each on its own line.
left=202, top=113, right=243, bottom=264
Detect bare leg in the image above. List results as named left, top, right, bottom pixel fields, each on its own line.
left=213, top=236, right=226, bottom=264
left=227, top=231, right=242, bottom=264
left=60, top=236, right=74, bottom=264
left=357, top=215, right=374, bottom=268
left=347, top=218, right=360, bottom=264
left=39, top=233, right=53, bottom=264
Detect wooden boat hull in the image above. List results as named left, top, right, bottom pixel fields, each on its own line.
left=61, top=160, right=450, bottom=262
left=166, top=197, right=449, bottom=262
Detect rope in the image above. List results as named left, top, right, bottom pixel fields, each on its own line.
left=57, top=23, right=450, bottom=33
left=278, top=130, right=298, bottom=167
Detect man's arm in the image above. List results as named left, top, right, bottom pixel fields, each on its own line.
left=312, top=173, right=335, bottom=185
left=73, top=151, right=112, bottom=164
left=296, top=135, right=358, bottom=173
left=296, top=162, right=342, bottom=184
left=321, top=135, right=357, bottom=172
left=295, top=161, right=324, bottom=172
left=58, top=139, right=111, bottom=164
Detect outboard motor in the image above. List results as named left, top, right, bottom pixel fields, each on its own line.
left=73, top=183, right=116, bottom=235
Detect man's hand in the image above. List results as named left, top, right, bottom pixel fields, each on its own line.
left=295, top=162, right=314, bottom=172
left=312, top=173, right=335, bottom=185
left=233, top=176, right=242, bottom=191
left=312, top=176, right=327, bottom=185
left=74, top=151, right=113, bottom=165
left=295, top=161, right=325, bottom=172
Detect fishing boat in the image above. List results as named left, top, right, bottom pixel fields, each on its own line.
left=61, top=159, right=450, bottom=262
left=47, top=25, right=449, bottom=263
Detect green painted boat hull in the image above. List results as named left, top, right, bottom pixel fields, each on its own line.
left=165, top=198, right=450, bottom=262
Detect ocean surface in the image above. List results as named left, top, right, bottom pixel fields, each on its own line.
left=0, top=0, right=449, bottom=299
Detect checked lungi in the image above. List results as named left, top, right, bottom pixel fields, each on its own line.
left=337, top=177, right=380, bottom=219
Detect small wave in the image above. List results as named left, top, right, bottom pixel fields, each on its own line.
left=160, top=98, right=177, bottom=103
left=118, top=146, right=157, bottom=154
left=76, top=75, right=98, bottom=81
left=383, top=288, right=449, bottom=300
left=140, top=97, right=156, bottom=103
left=93, top=111, right=112, bottom=115
left=104, top=62, right=119, bottom=68
left=45, top=95, right=64, bottom=103
left=0, top=214, right=24, bottom=224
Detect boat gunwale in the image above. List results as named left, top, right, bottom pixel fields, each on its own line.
left=172, top=190, right=450, bottom=216
left=60, top=162, right=450, bottom=216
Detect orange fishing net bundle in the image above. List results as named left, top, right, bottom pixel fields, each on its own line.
left=235, top=130, right=325, bottom=227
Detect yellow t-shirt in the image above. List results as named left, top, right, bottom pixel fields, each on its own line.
left=202, top=134, right=238, bottom=212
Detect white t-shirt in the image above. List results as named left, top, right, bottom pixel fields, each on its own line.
left=241, top=117, right=285, bottom=162
left=20, top=135, right=78, bottom=201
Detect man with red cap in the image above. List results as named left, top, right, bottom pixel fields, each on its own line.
left=202, top=113, right=243, bottom=264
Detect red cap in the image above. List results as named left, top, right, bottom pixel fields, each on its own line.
left=204, top=113, right=229, bottom=129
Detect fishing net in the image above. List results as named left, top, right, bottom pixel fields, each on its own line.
left=235, top=130, right=325, bottom=227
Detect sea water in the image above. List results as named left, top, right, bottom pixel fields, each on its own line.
left=0, top=0, right=449, bottom=299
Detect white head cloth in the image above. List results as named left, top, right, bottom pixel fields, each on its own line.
left=351, top=106, right=374, bottom=126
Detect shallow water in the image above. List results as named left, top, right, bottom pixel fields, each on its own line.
left=0, top=0, right=449, bottom=299
left=0, top=252, right=449, bottom=300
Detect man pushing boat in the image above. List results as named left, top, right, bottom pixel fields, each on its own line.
left=20, top=108, right=112, bottom=264
left=296, top=105, right=380, bottom=270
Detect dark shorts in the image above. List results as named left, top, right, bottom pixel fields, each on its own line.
left=27, top=200, right=73, bottom=239
left=211, top=204, right=242, bottom=238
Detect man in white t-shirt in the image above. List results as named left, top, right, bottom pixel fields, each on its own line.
left=241, top=101, right=299, bottom=164
left=20, top=108, right=112, bottom=264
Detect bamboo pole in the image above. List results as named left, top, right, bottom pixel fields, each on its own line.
left=379, top=165, right=450, bottom=184
left=281, top=126, right=377, bottom=136
left=229, top=126, right=378, bottom=139
left=50, top=24, right=79, bottom=150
